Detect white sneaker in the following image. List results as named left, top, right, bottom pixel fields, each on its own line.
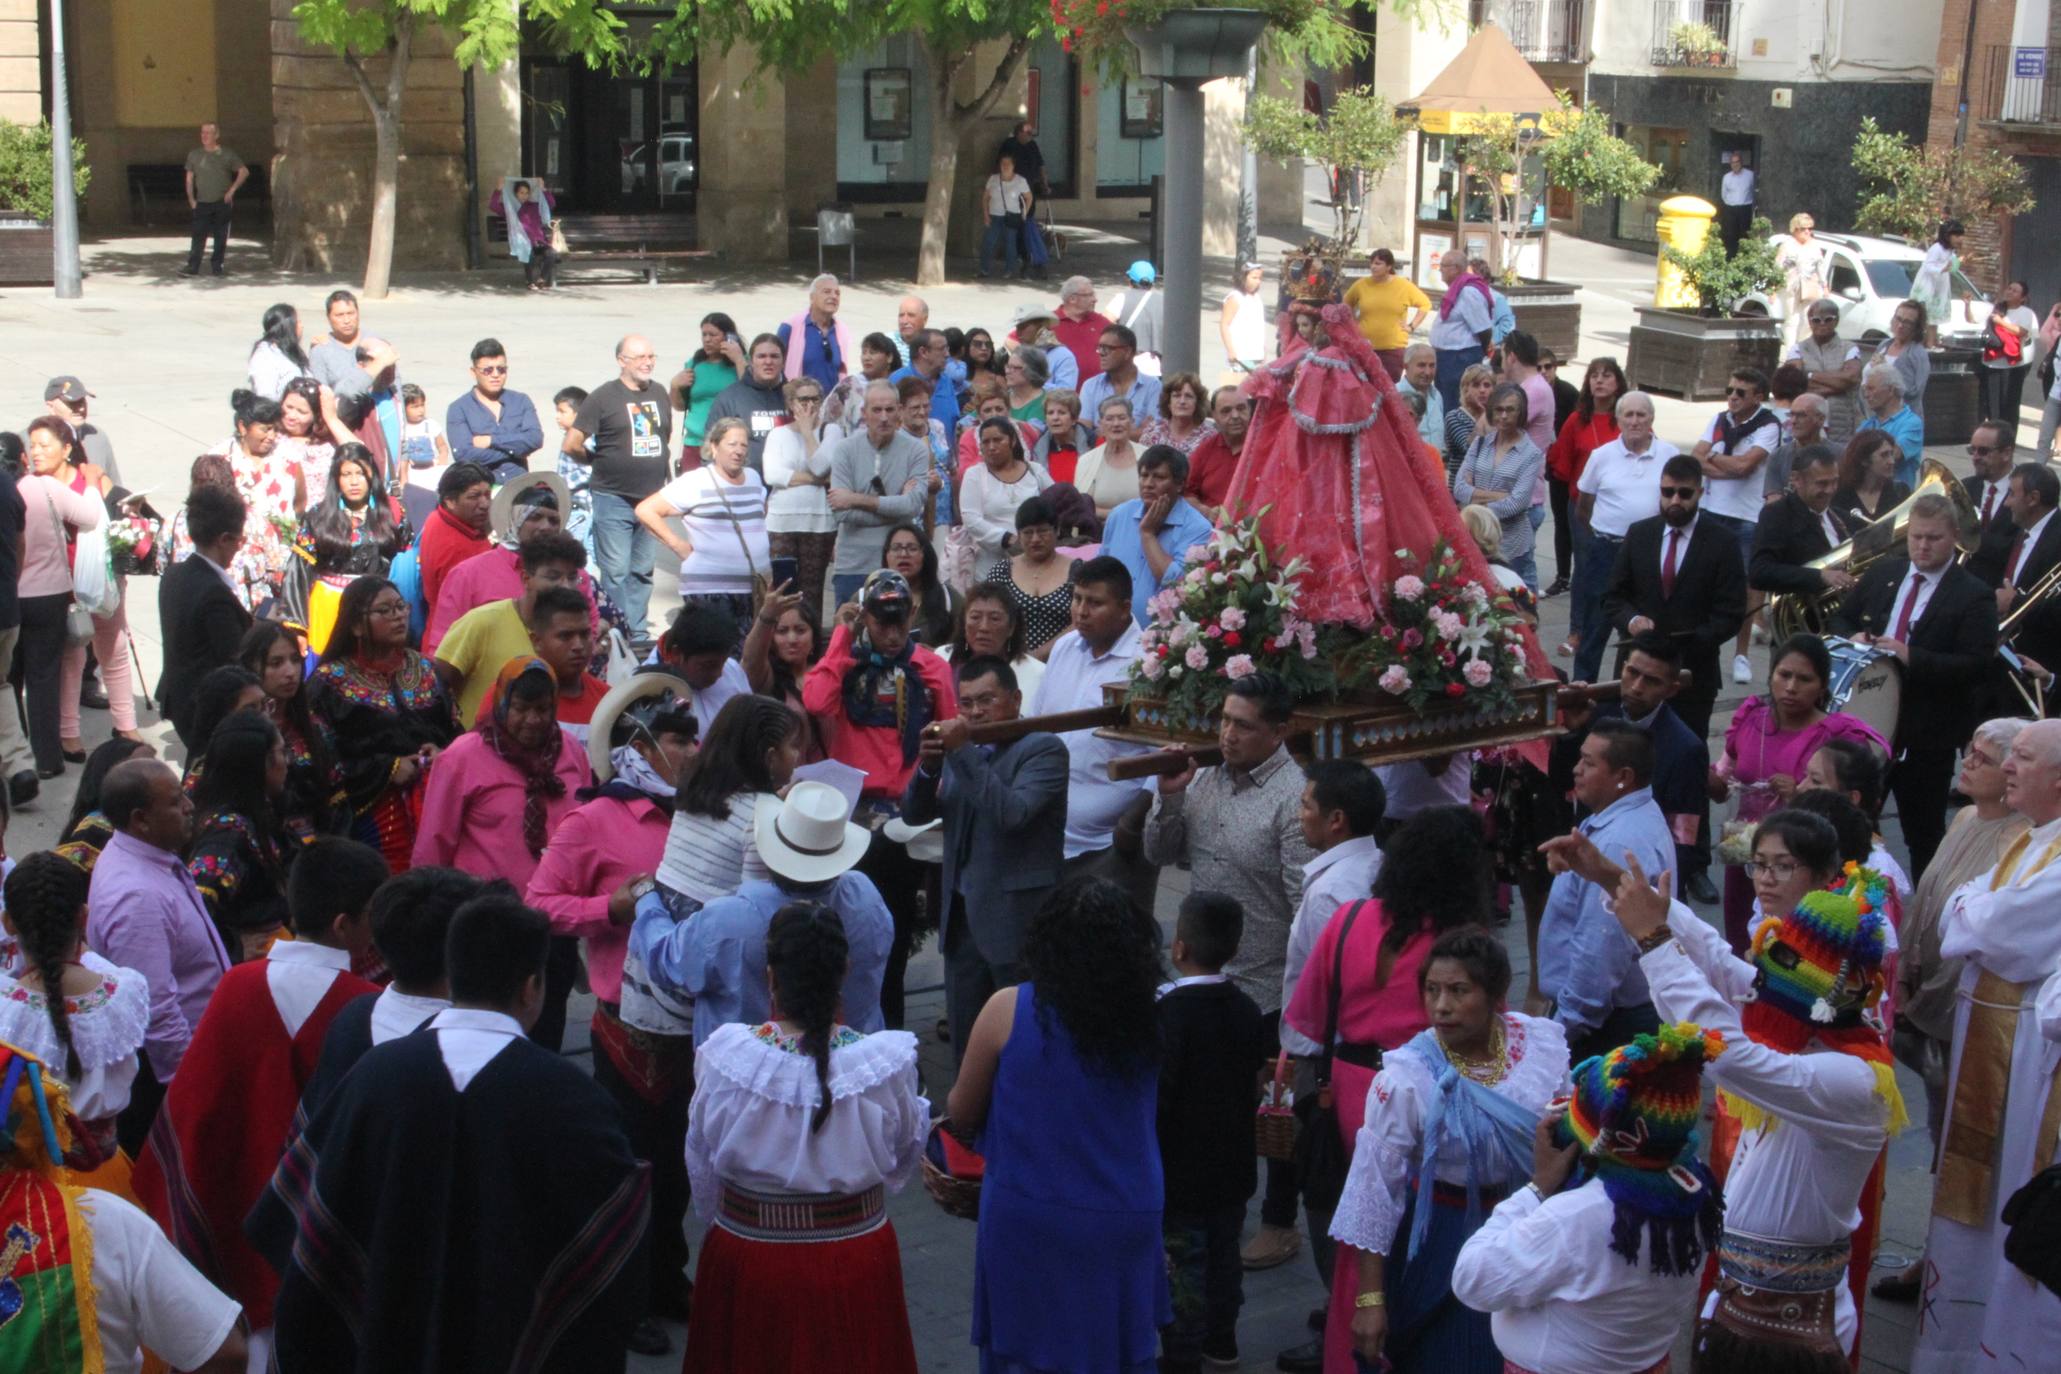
left=1732, top=653, right=1753, bottom=685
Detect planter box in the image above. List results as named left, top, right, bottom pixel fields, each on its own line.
left=1125, top=10, right=1271, bottom=81
left=0, top=212, right=53, bottom=288
left=1099, top=679, right=1564, bottom=767
left=1431, top=280, right=1582, bottom=363
left=1923, top=347, right=1981, bottom=447
left=1626, top=306, right=1782, bottom=401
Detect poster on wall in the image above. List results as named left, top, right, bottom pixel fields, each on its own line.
left=1414, top=232, right=1452, bottom=289
left=865, top=68, right=914, bottom=142
left=1121, top=78, right=1163, bottom=139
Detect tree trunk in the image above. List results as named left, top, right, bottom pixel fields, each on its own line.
left=343, top=17, right=414, bottom=300
left=916, top=76, right=962, bottom=288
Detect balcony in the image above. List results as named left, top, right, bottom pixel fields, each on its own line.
left=1978, top=45, right=2061, bottom=128
left=1471, top=0, right=1588, bottom=63
left=1650, top=0, right=1737, bottom=70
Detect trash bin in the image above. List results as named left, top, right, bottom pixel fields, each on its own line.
left=1654, top=195, right=1717, bottom=310
left=818, top=204, right=856, bottom=279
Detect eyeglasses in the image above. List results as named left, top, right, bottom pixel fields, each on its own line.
left=1966, top=749, right=2004, bottom=768
left=1744, top=858, right=1803, bottom=880
left=367, top=602, right=410, bottom=620
left=1969, top=444, right=1997, bottom=455
left=1725, top=386, right=1757, bottom=398
left=475, top=363, right=508, bottom=375
left=1096, top=342, right=1124, bottom=352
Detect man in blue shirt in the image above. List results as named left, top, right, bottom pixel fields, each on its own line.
left=1101, top=446, right=1215, bottom=625
left=444, top=337, right=543, bottom=484
left=1536, top=720, right=1678, bottom=1065
left=775, top=274, right=852, bottom=394
left=1857, top=363, right=1925, bottom=489
left=1078, top=323, right=1162, bottom=435
left=626, top=780, right=893, bottom=1046
left=888, top=327, right=960, bottom=434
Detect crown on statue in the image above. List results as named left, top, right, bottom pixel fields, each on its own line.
left=1285, top=238, right=1345, bottom=305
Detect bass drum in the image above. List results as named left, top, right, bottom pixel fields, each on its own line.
left=1823, top=636, right=1902, bottom=757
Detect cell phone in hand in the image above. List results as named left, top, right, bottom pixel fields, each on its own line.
left=770, top=556, right=799, bottom=590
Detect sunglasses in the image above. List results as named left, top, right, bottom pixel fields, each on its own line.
left=1660, top=486, right=1699, bottom=499
left=1970, top=444, right=1997, bottom=455
left=475, top=363, right=508, bottom=375
left=1725, top=386, right=1758, bottom=398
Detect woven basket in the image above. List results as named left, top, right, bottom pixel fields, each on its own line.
left=1256, top=1049, right=1298, bottom=1161
left=922, top=1119, right=983, bottom=1220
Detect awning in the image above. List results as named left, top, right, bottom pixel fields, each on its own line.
left=1401, top=22, right=1560, bottom=130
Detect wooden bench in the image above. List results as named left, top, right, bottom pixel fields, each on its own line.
left=126, top=163, right=269, bottom=226
left=553, top=212, right=712, bottom=285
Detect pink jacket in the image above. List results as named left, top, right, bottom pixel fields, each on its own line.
left=525, top=792, right=669, bottom=1004
left=19, top=473, right=103, bottom=598
left=421, top=544, right=601, bottom=655
left=409, top=730, right=590, bottom=890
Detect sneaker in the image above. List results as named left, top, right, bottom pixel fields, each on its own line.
left=1240, top=1223, right=1300, bottom=1271
left=1543, top=576, right=1570, bottom=597
left=1732, top=653, right=1753, bottom=685
left=1201, top=1337, right=1239, bottom=1369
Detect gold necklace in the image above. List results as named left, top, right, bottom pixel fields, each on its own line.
left=1437, top=1019, right=1508, bottom=1087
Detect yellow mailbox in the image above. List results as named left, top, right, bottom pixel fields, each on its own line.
left=1654, top=196, right=1717, bottom=309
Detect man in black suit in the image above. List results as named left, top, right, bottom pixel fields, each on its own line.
left=1982, top=461, right=2061, bottom=713
left=902, top=653, right=1069, bottom=1058
left=1961, top=421, right=2018, bottom=552
left=1750, top=444, right=1853, bottom=601
left=1829, top=493, right=2000, bottom=877
left=1601, top=452, right=1748, bottom=743
left=157, top=483, right=253, bottom=749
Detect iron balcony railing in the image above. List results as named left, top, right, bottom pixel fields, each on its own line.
left=1978, top=44, right=2061, bottom=126
left=1650, top=0, right=1738, bottom=70
left=1472, top=0, right=1588, bottom=63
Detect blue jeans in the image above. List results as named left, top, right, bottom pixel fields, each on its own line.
left=831, top=572, right=870, bottom=610
left=1573, top=527, right=1622, bottom=684
left=590, top=490, right=657, bottom=637
left=1434, top=343, right=1485, bottom=411
left=980, top=218, right=1022, bottom=276
left=1511, top=550, right=1539, bottom=592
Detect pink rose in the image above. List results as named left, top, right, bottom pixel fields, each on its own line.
left=1185, top=643, right=1210, bottom=670
left=1463, top=659, right=1493, bottom=687
left=1401, top=628, right=1424, bottom=650
left=1225, top=654, right=1257, bottom=680
left=1395, top=575, right=1426, bottom=601
left=1378, top=665, right=1411, bottom=695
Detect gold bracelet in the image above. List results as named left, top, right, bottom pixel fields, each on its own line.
left=1354, top=1291, right=1386, bottom=1309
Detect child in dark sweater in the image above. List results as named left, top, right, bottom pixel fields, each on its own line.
left=1157, top=890, right=1267, bottom=1371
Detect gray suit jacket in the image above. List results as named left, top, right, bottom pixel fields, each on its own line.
left=900, top=731, right=1070, bottom=969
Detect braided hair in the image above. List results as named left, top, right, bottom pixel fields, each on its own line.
left=765, top=903, right=848, bottom=1134
left=4, top=853, right=92, bottom=1078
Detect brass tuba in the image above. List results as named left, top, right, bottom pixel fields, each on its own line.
left=1767, top=457, right=1982, bottom=641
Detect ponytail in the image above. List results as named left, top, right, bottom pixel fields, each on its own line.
left=765, top=902, right=849, bottom=1134
left=4, top=854, right=92, bottom=1079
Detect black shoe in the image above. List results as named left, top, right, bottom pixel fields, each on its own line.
left=180, top=264, right=201, bottom=277
left=1307, top=1306, right=1327, bottom=1332
left=1543, top=576, right=1570, bottom=597
left=1201, top=1337, right=1239, bottom=1369
left=35, top=762, right=63, bottom=780
left=8, top=771, right=38, bottom=807
left=1872, top=1266, right=1920, bottom=1302
left=625, top=1317, right=670, bottom=1355
left=1686, top=870, right=1720, bottom=904
left=1275, top=1337, right=1324, bottom=1373
left=211, top=264, right=226, bottom=277
left=79, top=685, right=108, bottom=711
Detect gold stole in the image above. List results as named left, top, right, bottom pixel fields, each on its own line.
left=1934, top=830, right=2061, bottom=1226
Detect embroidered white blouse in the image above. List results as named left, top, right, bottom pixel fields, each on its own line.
left=1329, top=1012, right=1570, bottom=1257
left=684, top=1021, right=929, bottom=1219
left=0, top=950, right=150, bottom=1125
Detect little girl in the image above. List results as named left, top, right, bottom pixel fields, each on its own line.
left=398, top=383, right=451, bottom=476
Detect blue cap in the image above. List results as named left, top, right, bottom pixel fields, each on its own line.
left=1127, top=260, right=1156, bottom=284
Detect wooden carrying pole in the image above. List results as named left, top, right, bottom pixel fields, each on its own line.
left=961, top=706, right=1122, bottom=745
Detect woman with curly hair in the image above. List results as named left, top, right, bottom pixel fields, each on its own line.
left=682, top=904, right=927, bottom=1374
left=187, top=710, right=300, bottom=959
left=950, top=877, right=1171, bottom=1374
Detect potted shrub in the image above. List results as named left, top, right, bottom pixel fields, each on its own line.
left=1628, top=216, right=1785, bottom=400
left=1244, top=84, right=1412, bottom=299
left=1670, top=21, right=1728, bottom=67
left=0, top=120, right=91, bottom=288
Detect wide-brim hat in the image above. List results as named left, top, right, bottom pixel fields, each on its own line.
left=755, top=781, right=873, bottom=884
left=490, top=470, right=573, bottom=544
left=883, top=815, right=944, bottom=864
left=1013, top=302, right=1057, bottom=330
left=586, top=671, right=693, bottom=782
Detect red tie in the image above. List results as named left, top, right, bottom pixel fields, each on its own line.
left=2007, top=530, right=2029, bottom=587
left=1661, top=529, right=1681, bottom=598
left=1982, top=484, right=1999, bottom=525
left=1892, top=573, right=1925, bottom=640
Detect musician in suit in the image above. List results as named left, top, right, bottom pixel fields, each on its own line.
left=156, top=483, right=254, bottom=749
left=1749, top=444, right=1855, bottom=598
left=1828, top=493, right=2001, bottom=877
left=1961, top=420, right=2018, bottom=544
left=1601, top=452, right=1748, bottom=743
left=1984, top=461, right=2061, bottom=714
left=902, top=653, right=1070, bottom=1057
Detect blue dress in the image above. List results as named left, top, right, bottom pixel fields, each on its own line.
left=973, top=983, right=1170, bottom=1374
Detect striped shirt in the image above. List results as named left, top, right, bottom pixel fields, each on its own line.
left=654, top=792, right=776, bottom=902
left=656, top=467, right=771, bottom=595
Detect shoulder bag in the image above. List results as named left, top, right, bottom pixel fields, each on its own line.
left=40, top=487, right=96, bottom=644
left=1295, top=898, right=1370, bottom=1215
left=710, top=472, right=771, bottom=615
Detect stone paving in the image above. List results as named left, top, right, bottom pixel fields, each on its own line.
left=0, top=215, right=1995, bottom=1372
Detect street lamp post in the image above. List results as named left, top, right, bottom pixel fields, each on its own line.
left=49, top=0, right=82, bottom=298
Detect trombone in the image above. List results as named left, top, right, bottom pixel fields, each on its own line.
left=2000, top=558, right=2061, bottom=716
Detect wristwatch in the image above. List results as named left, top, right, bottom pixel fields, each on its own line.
left=1634, top=922, right=1674, bottom=955
left=628, top=877, right=658, bottom=903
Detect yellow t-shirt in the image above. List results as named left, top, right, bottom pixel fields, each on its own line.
left=434, top=598, right=535, bottom=725
left=1344, top=274, right=1431, bottom=351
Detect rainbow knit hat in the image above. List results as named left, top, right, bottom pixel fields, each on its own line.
left=1748, top=862, right=1890, bottom=1028
left=1557, top=1022, right=1726, bottom=1274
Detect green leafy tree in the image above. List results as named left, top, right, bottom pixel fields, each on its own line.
left=1243, top=86, right=1412, bottom=251
left=1657, top=215, right=1784, bottom=315
left=1852, top=115, right=2034, bottom=245
left=291, top=0, right=637, bottom=298
left=1456, top=98, right=1657, bottom=280
left=0, top=120, right=91, bottom=221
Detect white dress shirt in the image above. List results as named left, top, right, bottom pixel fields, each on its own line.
left=264, top=939, right=356, bottom=1041
left=370, top=986, right=450, bottom=1045
left=1721, top=167, right=1756, bottom=207
left=1577, top=437, right=1676, bottom=538
left=2005, top=509, right=2055, bottom=586
left=1972, top=476, right=2010, bottom=529
left=428, top=1006, right=525, bottom=1090
left=1887, top=564, right=1945, bottom=636
left=1279, top=835, right=1386, bottom=1055
left=1030, top=623, right=1153, bottom=858
left=1655, top=514, right=1699, bottom=584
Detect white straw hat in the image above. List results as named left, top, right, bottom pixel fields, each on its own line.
left=754, top=781, right=873, bottom=884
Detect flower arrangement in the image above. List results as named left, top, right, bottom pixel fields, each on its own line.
left=1130, top=511, right=1333, bottom=722
left=1336, top=542, right=1531, bottom=714
left=104, top=513, right=159, bottom=578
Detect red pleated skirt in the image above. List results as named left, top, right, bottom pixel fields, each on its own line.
left=683, top=1219, right=918, bottom=1374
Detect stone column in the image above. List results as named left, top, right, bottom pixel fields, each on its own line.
left=699, top=41, right=786, bottom=263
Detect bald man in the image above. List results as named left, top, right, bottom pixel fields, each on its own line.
left=896, top=296, right=930, bottom=366
left=565, top=334, right=671, bottom=634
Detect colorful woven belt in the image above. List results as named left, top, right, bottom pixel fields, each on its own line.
left=716, top=1182, right=887, bottom=1242
left=1716, top=1229, right=1850, bottom=1294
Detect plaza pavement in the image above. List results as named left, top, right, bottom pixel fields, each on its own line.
left=0, top=216, right=1989, bottom=1372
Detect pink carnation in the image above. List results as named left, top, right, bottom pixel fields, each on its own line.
left=1401, top=628, right=1424, bottom=650
left=1224, top=654, right=1257, bottom=680
left=1140, top=653, right=1165, bottom=680
left=1185, top=643, right=1210, bottom=670
left=1394, top=575, right=1426, bottom=601
left=1378, top=665, right=1412, bottom=695
left=1463, top=658, right=1493, bottom=687
left=1434, top=611, right=1465, bottom=641
left=1219, top=606, right=1248, bottom=631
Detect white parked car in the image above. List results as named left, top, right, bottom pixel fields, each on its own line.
left=619, top=133, right=697, bottom=196
left=1737, top=231, right=1990, bottom=345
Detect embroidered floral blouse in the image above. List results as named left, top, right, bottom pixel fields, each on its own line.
left=0, top=951, right=150, bottom=1147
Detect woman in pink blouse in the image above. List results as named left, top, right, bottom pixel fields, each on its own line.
left=1711, top=632, right=1887, bottom=951
left=1282, top=806, right=1497, bottom=1374
left=17, top=417, right=107, bottom=779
